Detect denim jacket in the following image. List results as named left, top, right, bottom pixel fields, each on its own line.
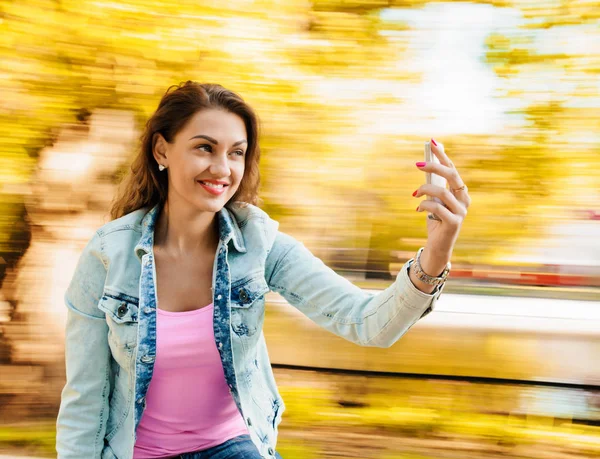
left=56, top=202, right=444, bottom=459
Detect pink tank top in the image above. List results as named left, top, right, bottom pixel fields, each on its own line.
left=133, top=303, right=248, bottom=458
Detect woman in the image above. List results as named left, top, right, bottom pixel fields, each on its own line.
left=56, top=81, right=470, bottom=459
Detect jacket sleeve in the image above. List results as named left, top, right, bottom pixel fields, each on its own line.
left=265, top=231, right=444, bottom=348
left=56, top=231, right=111, bottom=459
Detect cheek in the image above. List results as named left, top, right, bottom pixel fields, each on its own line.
left=231, top=162, right=246, bottom=186
left=180, top=156, right=206, bottom=179
left=175, top=166, right=195, bottom=187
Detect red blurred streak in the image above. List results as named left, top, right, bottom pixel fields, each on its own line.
left=449, top=268, right=596, bottom=287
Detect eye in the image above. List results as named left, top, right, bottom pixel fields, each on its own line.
left=231, top=150, right=245, bottom=157
left=196, top=144, right=212, bottom=152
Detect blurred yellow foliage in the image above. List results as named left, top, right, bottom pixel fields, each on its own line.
left=0, top=0, right=598, bottom=265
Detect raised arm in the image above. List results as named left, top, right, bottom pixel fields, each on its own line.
left=56, top=232, right=110, bottom=458
left=265, top=232, right=443, bottom=348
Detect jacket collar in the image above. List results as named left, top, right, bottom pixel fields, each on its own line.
left=134, top=203, right=247, bottom=260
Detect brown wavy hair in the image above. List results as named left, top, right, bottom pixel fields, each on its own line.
left=110, top=81, right=261, bottom=220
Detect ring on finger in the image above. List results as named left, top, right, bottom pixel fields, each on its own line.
left=450, top=184, right=467, bottom=193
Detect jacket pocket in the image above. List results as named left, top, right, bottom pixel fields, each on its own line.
left=98, top=290, right=139, bottom=356
left=230, top=275, right=269, bottom=337
left=231, top=275, right=270, bottom=309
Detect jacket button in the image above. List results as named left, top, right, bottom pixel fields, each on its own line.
left=117, top=303, right=128, bottom=317
left=268, top=447, right=275, bottom=455
left=141, top=355, right=155, bottom=364
left=239, top=289, right=249, bottom=302
left=246, top=417, right=252, bottom=426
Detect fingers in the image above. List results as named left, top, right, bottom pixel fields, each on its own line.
left=415, top=138, right=471, bottom=223
left=457, top=188, right=472, bottom=209
left=416, top=200, right=461, bottom=227
left=416, top=161, right=460, bottom=188
left=416, top=158, right=470, bottom=209
left=413, top=184, right=466, bottom=217
left=429, top=139, right=452, bottom=168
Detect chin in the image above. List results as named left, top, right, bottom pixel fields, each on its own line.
left=192, top=195, right=233, bottom=213
left=194, top=201, right=224, bottom=213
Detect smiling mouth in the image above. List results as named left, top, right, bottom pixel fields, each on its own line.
left=197, top=180, right=230, bottom=195
left=197, top=181, right=228, bottom=190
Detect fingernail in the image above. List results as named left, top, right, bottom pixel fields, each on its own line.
left=416, top=162, right=426, bottom=168
left=431, top=138, right=437, bottom=146
left=416, top=206, right=420, bottom=211
left=412, top=190, right=418, bottom=197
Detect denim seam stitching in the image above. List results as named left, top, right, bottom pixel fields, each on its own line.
left=364, top=284, right=414, bottom=346
left=95, top=358, right=110, bottom=457
left=105, top=384, right=124, bottom=441
left=96, top=230, right=109, bottom=271
left=98, top=223, right=142, bottom=237
left=266, top=243, right=295, bottom=287
left=261, top=215, right=269, bottom=243
left=103, top=290, right=140, bottom=305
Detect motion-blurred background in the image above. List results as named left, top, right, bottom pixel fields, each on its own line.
left=0, top=0, right=599, bottom=458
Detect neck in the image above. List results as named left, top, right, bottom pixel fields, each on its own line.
left=154, top=199, right=220, bottom=256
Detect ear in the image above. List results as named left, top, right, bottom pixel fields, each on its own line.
left=152, top=133, right=169, bottom=167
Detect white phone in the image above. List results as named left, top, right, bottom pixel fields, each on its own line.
left=424, top=140, right=447, bottom=221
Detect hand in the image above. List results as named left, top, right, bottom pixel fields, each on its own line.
left=411, top=139, right=471, bottom=290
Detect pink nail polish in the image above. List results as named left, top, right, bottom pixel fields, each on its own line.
left=416, top=162, right=426, bottom=168
left=431, top=138, right=437, bottom=146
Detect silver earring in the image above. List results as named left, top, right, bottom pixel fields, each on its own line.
left=158, top=164, right=166, bottom=171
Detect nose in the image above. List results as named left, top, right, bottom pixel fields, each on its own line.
left=209, top=152, right=231, bottom=177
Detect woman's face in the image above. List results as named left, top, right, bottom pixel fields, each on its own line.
left=155, top=108, right=247, bottom=214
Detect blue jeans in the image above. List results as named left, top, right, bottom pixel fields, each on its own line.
left=177, top=434, right=283, bottom=459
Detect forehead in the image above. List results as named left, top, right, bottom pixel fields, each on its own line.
left=179, top=108, right=246, bottom=141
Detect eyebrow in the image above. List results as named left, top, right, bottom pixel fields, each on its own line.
left=189, top=134, right=247, bottom=147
